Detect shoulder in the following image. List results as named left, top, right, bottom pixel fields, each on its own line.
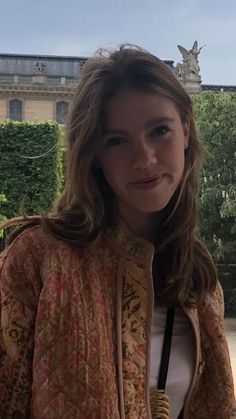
left=0, top=225, right=57, bottom=272
left=205, top=280, right=224, bottom=317
left=196, top=280, right=225, bottom=327
left=0, top=224, right=117, bottom=278
left=0, top=223, right=96, bottom=261
left=0, top=227, right=118, bottom=313
left=0, top=226, right=77, bottom=308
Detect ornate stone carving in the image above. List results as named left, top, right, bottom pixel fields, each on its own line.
left=174, top=41, right=205, bottom=81
left=34, top=61, right=46, bottom=74
left=79, top=59, right=87, bottom=71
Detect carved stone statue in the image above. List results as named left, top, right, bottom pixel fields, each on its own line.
left=175, top=41, right=205, bottom=80
left=34, top=61, right=46, bottom=74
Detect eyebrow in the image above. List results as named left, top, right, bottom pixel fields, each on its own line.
left=104, top=117, right=176, bottom=136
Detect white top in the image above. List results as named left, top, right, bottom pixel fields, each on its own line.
left=150, top=306, right=195, bottom=419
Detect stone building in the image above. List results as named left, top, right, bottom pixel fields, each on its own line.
left=1, top=44, right=235, bottom=124
left=0, top=53, right=87, bottom=124
left=0, top=53, right=175, bottom=124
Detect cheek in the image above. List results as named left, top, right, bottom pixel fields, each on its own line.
left=176, top=153, right=185, bottom=175
left=160, top=148, right=183, bottom=172
left=170, top=142, right=186, bottom=167
left=99, top=160, right=119, bottom=189
left=99, top=152, right=126, bottom=178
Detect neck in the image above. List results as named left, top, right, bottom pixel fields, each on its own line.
left=118, top=203, right=161, bottom=243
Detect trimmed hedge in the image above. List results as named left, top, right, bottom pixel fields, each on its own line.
left=0, top=193, right=7, bottom=239
left=0, top=120, right=63, bottom=218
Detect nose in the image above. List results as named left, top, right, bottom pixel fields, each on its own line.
left=131, top=140, right=157, bottom=170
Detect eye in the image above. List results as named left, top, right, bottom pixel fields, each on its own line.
left=105, top=136, right=127, bottom=147
left=150, top=125, right=170, bottom=137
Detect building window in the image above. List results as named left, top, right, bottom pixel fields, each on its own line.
left=9, top=99, right=22, bottom=121
left=56, top=101, right=69, bottom=124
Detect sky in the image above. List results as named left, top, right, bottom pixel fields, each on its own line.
left=1, top=0, right=236, bottom=85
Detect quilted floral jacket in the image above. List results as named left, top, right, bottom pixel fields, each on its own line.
left=0, top=225, right=235, bottom=419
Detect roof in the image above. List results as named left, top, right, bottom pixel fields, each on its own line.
left=202, top=84, right=236, bottom=92
left=0, top=52, right=87, bottom=61
left=0, top=52, right=175, bottom=78
left=0, top=53, right=86, bottom=78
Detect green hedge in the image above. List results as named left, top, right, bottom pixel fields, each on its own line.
left=0, top=193, right=7, bottom=238
left=0, top=120, right=63, bottom=218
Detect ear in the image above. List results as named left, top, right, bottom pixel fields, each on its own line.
left=183, top=120, right=190, bottom=150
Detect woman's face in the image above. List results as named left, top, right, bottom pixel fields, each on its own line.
left=96, top=89, right=189, bottom=232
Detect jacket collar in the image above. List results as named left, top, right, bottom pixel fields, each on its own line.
left=105, top=223, right=155, bottom=264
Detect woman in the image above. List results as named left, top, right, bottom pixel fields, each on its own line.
left=0, top=45, right=235, bottom=419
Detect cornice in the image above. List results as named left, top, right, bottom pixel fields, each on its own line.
left=201, top=84, right=236, bottom=92
left=0, top=84, right=75, bottom=98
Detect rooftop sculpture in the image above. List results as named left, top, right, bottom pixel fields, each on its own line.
left=175, top=41, right=205, bottom=80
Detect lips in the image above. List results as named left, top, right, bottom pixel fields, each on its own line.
left=130, top=174, right=165, bottom=190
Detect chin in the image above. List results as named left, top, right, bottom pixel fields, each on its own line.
left=136, top=200, right=171, bottom=214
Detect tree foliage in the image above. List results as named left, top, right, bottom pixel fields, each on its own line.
left=192, top=93, right=236, bottom=263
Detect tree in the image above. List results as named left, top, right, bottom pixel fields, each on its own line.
left=192, top=93, right=236, bottom=263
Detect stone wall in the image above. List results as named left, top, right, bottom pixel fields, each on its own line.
left=0, top=100, right=7, bottom=120
left=24, top=100, right=54, bottom=121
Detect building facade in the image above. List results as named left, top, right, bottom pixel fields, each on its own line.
left=0, top=53, right=87, bottom=124
left=1, top=48, right=235, bottom=124
left=0, top=52, right=178, bottom=124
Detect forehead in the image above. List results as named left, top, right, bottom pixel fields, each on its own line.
left=105, top=89, right=180, bottom=128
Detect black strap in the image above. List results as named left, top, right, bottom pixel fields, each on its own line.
left=157, top=306, right=175, bottom=390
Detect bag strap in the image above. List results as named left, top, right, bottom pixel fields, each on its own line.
left=157, top=306, right=175, bottom=390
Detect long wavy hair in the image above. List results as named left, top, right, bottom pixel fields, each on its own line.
left=3, top=45, right=217, bottom=305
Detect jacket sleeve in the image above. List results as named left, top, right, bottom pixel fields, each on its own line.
left=0, top=231, right=42, bottom=418
left=0, top=291, right=35, bottom=418
left=215, top=281, right=236, bottom=418
left=189, top=280, right=236, bottom=419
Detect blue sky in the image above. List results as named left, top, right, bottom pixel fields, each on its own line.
left=1, top=0, right=236, bottom=84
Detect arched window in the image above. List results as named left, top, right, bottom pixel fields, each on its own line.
left=9, top=99, right=22, bottom=121
left=56, top=101, right=69, bottom=124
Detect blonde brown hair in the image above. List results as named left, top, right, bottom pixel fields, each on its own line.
left=2, top=45, right=217, bottom=305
